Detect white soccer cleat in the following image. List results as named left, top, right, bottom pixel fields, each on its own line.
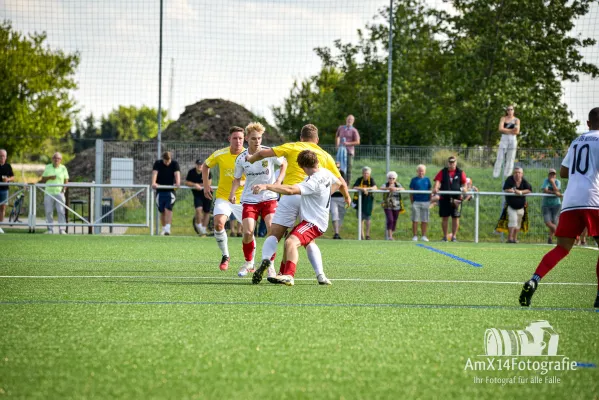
left=238, top=261, right=255, bottom=277
left=0, top=227, right=4, bottom=234
left=421, top=236, right=429, bottom=242
left=317, top=274, right=332, bottom=286
left=412, top=236, right=418, bottom=241
left=59, top=230, right=67, bottom=235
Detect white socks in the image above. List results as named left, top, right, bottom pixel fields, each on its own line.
left=214, top=229, right=229, bottom=256
left=261, top=236, right=279, bottom=261
left=306, top=242, right=324, bottom=277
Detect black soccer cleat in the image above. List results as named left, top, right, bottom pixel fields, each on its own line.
left=252, top=259, right=271, bottom=285
left=519, top=280, right=537, bottom=307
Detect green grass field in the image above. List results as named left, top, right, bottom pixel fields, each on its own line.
left=1, top=234, right=597, bottom=399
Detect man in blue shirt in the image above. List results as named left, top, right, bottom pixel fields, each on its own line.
left=541, top=168, right=562, bottom=244
left=409, top=164, right=432, bottom=241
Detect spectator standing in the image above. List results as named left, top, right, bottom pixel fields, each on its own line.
left=330, top=162, right=347, bottom=239
left=541, top=168, right=562, bottom=244
left=502, top=167, right=532, bottom=243
left=40, top=152, right=69, bottom=234
left=432, top=156, right=467, bottom=242
left=0, top=149, right=15, bottom=234
left=493, top=105, right=520, bottom=178
left=185, top=159, right=212, bottom=236
left=335, top=115, right=360, bottom=184
left=380, top=171, right=404, bottom=240
left=409, top=164, right=431, bottom=241
left=353, top=166, right=377, bottom=240
left=151, top=151, right=181, bottom=236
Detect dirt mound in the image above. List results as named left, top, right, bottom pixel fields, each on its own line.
left=162, top=98, right=284, bottom=144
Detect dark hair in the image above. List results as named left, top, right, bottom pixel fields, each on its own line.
left=162, top=151, right=172, bottom=161
left=229, top=126, right=244, bottom=135
left=588, top=107, right=599, bottom=128
left=300, top=124, right=318, bottom=140
left=297, top=150, right=319, bottom=169
left=504, top=105, right=515, bottom=116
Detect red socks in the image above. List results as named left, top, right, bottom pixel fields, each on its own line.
left=242, top=241, right=255, bottom=262
left=534, top=246, right=570, bottom=279
left=282, top=261, right=297, bottom=277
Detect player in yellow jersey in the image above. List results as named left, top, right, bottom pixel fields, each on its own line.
left=246, top=124, right=351, bottom=284
left=202, top=126, right=246, bottom=271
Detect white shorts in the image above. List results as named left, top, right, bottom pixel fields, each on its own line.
left=507, top=206, right=524, bottom=228
left=272, top=194, right=300, bottom=228
left=213, top=198, right=243, bottom=221
left=411, top=202, right=430, bottom=223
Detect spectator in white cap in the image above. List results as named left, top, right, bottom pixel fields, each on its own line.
left=381, top=171, right=405, bottom=240
left=541, top=168, right=562, bottom=244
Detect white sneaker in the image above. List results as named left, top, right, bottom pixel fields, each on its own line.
left=0, top=227, right=4, bottom=234
left=160, top=229, right=167, bottom=236
left=59, top=230, right=67, bottom=235
left=421, top=236, right=429, bottom=242
left=45, top=230, right=54, bottom=234
left=317, top=274, right=332, bottom=286
left=412, top=236, right=418, bottom=241
left=237, top=261, right=255, bottom=277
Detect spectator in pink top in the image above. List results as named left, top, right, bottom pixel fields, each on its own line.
left=335, top=114, right=360, bottom=184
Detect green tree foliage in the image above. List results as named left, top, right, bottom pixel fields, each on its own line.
left=441, top=0, right=599, bottom=147
left=273, top=0, right=599, bottom=148
left=99, top=105, right=170, bottom=141
left=0, top=21, right=79, bottom=156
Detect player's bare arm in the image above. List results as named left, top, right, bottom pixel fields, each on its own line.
left=274, top=160, right=288, bottom=185
left=151, top=170, right=158, bottom=189
left=246, top=148, right=276, bottom=164
left=201, top=164, right=213, bottom=200
left=229, top=177, right=241, bottom=204
left=253, top=183, right=300, bottom=196
left=174, top=171, right=181, bottom=188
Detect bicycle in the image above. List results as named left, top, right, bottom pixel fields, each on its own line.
left=9, top=192, right=25, bottom=224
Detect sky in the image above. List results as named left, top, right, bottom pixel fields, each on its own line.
left=2, top=0, right=598, bottom=133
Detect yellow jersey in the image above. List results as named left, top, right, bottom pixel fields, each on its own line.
left=205, top=147, right=245, bottom=202
left=272, top=142, right=341, bottom=185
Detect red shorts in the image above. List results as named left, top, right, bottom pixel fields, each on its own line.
left=555, top=209, right=599, bottom=238
left=289, top=220, right=323, bottom=247
left=242, top=200, right=278, bottom=221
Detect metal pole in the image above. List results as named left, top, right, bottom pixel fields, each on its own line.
left=386, top=0, right=393, bottom=173
left=357, top=191, right=362, bottom=240
left=157, top=0, right=164, bottom=161
left=474, top=192, right=479, bottom=243
left=94, top=139, right=103, bottom=234
left=156, top=0, right=164, bottom=235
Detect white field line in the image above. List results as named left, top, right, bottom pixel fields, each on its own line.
left=0, top=275, right=595, bottom=286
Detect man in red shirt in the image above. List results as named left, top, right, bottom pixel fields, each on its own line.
left=431, top=156, right=467, bottom=242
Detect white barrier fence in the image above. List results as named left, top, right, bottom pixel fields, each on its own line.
left=0, top=182, right=560, bottom=242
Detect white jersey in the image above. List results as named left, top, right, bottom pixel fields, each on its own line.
left=297, top=169, right=340, bottom=232
left=561, top=130, right=599, bottom=212
left=234, top=147, right=285, bottom=204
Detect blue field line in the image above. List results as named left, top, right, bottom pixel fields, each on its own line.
left=1, top=299, right=598, bottom=313
left=575, top=362, right=597, bottom=368
left=417, top=244, right=482, bottom=267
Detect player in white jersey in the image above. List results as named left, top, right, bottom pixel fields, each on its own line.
left=246, top=124, right=350, bottom=285
left=229, top=122, right=287, bottom=278
left=520, top=107, right=599, bottom=308
left=252, top=150, right=340, bottom=286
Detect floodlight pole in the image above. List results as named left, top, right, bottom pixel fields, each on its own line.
left=156, top=0, right=164, bottom=235
left=386, top=0, right=393, bottom=173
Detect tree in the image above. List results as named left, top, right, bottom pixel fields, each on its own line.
left=100, top=105, right=170, bottom=141
left=273, top=0, right=599, bottom=148
left=0, top=21, right=79, bottom=156
left=440, top=0, right=599, bottom=148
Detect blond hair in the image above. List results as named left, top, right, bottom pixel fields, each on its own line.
left=245, top=122, right=265, bottom=136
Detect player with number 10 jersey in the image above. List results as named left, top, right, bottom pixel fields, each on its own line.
left=519, top=107, right=599, bottom=309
